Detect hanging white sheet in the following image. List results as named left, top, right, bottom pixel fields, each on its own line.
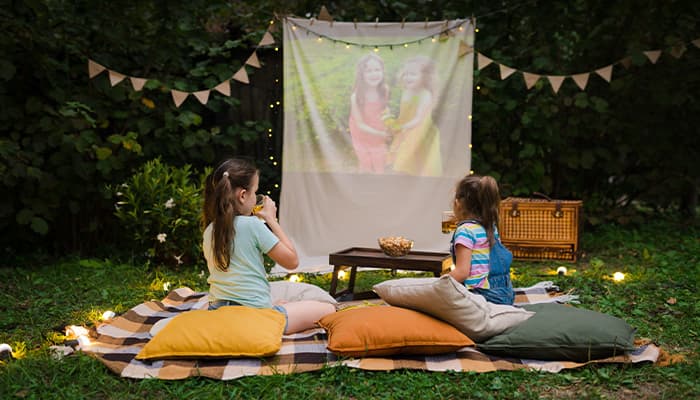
left=277, top=17, right=474, bottom=273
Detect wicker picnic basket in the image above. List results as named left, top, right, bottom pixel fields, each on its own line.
left=498, top=195, right=583, bottom=262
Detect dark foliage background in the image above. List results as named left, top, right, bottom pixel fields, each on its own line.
left=1, top=0, right=698, bottom=260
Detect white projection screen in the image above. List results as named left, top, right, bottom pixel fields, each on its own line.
left=276, top=17, right=474, bottom=273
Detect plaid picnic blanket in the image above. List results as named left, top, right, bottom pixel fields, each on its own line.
left=81, top=283, right=660, bottom=380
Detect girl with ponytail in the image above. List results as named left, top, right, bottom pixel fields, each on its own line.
left=202, top=158, right=335, bottom=333
left=448, top=174, right=515, bottom=305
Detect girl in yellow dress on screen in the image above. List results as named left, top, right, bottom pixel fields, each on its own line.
left=386, top=56, right=442, bottom=176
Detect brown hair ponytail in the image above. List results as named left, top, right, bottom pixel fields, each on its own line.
left=202, top=158, right=258, bottom=271
left=454, top=174, right=502, bottom=247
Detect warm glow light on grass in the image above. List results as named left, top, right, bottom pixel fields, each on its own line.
left=613, top=272, right=625, bottom=282
left=557, top=266, right=568, bottom=276
left=101, top=311, right=115, bottom=320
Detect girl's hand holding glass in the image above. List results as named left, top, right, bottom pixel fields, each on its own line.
left=254, top=195, right=278, bottom=223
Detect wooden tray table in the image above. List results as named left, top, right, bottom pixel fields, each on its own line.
left=328, top=247, right=452, bottom=301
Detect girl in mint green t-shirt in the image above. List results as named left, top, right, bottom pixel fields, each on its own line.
left=202, top=158, right=335, bottom=333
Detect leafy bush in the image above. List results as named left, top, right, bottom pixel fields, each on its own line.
left=112, top=158, right=207, bottom=266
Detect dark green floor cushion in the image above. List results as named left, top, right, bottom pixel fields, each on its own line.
left=477, top=303, right=636, bottom=362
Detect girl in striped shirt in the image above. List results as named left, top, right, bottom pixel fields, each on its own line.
left=449, top=175, right=515, bottom=304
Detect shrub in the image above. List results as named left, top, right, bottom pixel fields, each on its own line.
left=112, top=158, right=207, bottom=267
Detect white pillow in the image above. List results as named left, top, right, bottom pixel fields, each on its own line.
left=373, top=275, right=534, bottom=342
left=270, top=281, right=338, bottom=305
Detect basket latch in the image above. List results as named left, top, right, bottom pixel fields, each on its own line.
left=509, top=201, right=520, bottom=217
left=552, top=202, right=563, bottom=218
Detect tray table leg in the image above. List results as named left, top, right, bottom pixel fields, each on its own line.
left=329, top=265, right=342, bottom=297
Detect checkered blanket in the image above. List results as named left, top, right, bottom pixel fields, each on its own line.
left=82, top=284, right=660, bottom=380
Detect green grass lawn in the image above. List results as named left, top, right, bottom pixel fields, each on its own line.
left=1, top=218, right=698, bottom=399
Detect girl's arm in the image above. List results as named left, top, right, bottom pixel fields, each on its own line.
left=350, top=93, right=387, bottom=137
left=449, top=244, right=472, bottom=282
left=400, top=91, right=432, bottom=131
left=257, top=196, right=299, bottom=269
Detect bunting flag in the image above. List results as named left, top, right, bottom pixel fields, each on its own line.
left=88, top=60, right=106, bottom=78
left=458, top=41, right=473, bottom=57
left=571, top=73, right=589, bottom=90
left=644, top=50, right=662, bottom=64
left=246, top=52, right=261, bottom=68
left=193, top=90, right=210, bottom=105
left=171, top=90, right=189, bottom=107
left=595, top=66, right=613, bottom=82
left=259, top=31, right=275, bottom=46
left=669, top=44, right=685, bottom=58
left=477, top=53, right=493, bottom=70
left=108, top=71, right=126, bottom=86
left=130, top=77, right=147, bottom=91
left=522, top=72, right=540, bottom=89
left=318, top=5, right=333, bottom=22
left=232, top=67, right=249, bottom=84
left=213, top=80, right=231, bottom=96
left=499, top=64, right=516, bottom=79
left=547, top=75, right=565, bottom=93
left=619, top=57, right=632, bottom=69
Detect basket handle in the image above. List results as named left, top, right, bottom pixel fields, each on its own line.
left=507, top=194, right=564, bottom=219
left=532, top=192, right=553, bottom=201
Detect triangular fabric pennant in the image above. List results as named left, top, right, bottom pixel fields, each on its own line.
left=193, top=90, right=210, bottom=105
left=522, top=72, right=540, bottom=89
left=477, top=53, right=493, bottom=70
left=669, top=44, right=685, bottom=58
left=499, top=64, right=516, bottom=80
left=643, top=50, right=662, bottom=64
left=595, top=65, right=613, bottom=82
left=88, top=60, right=106, bottom=78
left=214, top=80, right=232, bottom=95
left=232, top=67, right=249, bottom=84
left=246, top=52, right=261, bottom=68
left=318, top=5, right=333, bottom=22
left=458, top=41, right=473, bottom=57
left=547, top=75, right=565, bottom=93
left=259, top=31, right=275, bottom=46
left=693, top=38, right=700, bottom=48
left=171, top=90, right=189, bottom=107
left=108, top=71, right=126, bottom=87
left=619, top=57, right=632, bottom=69
left=571, top=73, right=589, bottom=90
left=130, top=77, right=147, bottom=91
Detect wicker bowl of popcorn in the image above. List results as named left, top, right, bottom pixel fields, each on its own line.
left=378, top=236, right=414, bottom=257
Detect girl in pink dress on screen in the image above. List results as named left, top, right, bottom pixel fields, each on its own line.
left=348, top=53, right=390, bottom=174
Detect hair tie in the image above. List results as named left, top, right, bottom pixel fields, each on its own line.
left=223, top=171, right=229, bottom=177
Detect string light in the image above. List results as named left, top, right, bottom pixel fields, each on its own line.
left=468, top=115, right=473, bottom=120
left=469, top=170, right=474, bottom=175
left=289, top=18, right=469, bottom=49
left=613, top=272, right=625, bottom=281
left=288, top=274, right=301, bottom=282
left=476, top=85, right=481, bottom=90
left=269, top=156, right=274, bottom=160
left=556, top=266, right=568, bottom=276
left=469, top=143, right=473, bottom=148
left=338, top=270, right=347, bottom=280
